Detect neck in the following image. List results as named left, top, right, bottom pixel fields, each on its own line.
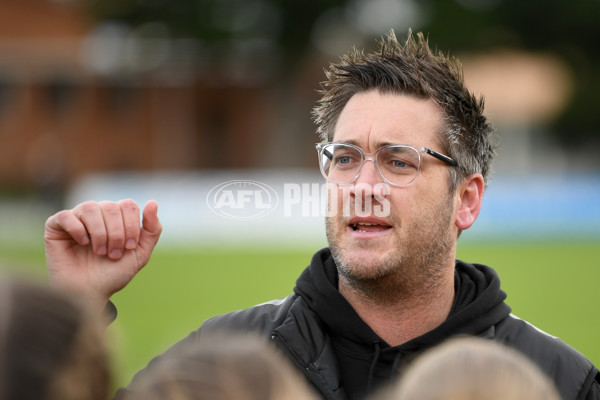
left=338, top=265, right=455, bottom=347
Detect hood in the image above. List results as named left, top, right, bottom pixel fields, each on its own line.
left=294, top=248, right=511, bottom=350
left=293, top=248, right=512, bottom=398
left=294, top=249, right=382, bottom=348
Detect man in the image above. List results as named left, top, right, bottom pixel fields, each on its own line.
left=45, top=31, right=599, bottom=400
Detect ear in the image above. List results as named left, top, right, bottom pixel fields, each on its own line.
left=455, top=173, right=485, bottom=231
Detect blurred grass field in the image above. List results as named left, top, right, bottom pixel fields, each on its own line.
left=1, top=240, right=598, bottom=391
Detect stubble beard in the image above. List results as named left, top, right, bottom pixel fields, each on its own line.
left=326, top=194, right=455, bottom=304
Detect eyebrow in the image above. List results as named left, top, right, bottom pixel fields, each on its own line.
left=335, top=139, right=362, bottom=146
left=335, top=139, right=408, bottom=149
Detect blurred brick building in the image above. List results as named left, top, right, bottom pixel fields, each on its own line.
left=3, top=0, right=583, bottom=200
left=0, top=0, right=321, bottom=196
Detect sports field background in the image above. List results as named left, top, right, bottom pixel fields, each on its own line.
left=1, top=240, right=598, bottom=391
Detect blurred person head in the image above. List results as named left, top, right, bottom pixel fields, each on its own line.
left=0, top=275, right=110, bottom=400
left=313, top=29, right=495, bottom=193
left=124, top=332, right=318, bottom=400
left=376, top=336, right=562, bottom=400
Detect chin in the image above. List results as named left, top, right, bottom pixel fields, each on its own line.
left=332, top=244, right=400, bottom=280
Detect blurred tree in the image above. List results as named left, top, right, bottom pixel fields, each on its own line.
left=88, top=0, right=600, bottom=145
left=421, top=0, right=600, bottom=146
left=87, top=0, right=347, bottom=79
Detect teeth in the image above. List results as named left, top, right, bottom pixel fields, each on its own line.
left=353, top=222, right=379, bottom=232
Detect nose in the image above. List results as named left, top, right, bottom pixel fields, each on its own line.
left=355, top=158, right=383, bottom=185
left=349, top=158, right=386, bottom=199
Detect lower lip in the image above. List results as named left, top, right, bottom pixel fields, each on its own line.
left=347, top=225, right=393, bottom=239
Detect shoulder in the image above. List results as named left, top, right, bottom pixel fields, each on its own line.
left=495, top=314, right=591, bottom=370
left=495, top=314, right=599, bottom=400
left=111, top=294, right=307, bottom=400
left=199, top=293, right=299, bottom=335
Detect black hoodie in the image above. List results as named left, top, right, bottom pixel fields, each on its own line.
left=294, top=248, right=512, bottom=400
left=116, top=248, right=600, bottom=400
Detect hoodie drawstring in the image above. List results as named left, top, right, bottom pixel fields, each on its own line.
left=367, top=341, right=382, bottom=392
left=390, top=352, right=403, bottom=379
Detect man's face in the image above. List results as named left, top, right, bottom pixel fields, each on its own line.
left=325, top=90, right=459, bottom=295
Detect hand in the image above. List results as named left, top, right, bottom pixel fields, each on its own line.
left=44, top=199, right=162, bottom=308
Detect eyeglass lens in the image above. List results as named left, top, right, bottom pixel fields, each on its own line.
left=319, top=143, right=420, bottom=186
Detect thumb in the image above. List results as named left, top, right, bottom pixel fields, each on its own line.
left=138, top=200, right=162, bottom=257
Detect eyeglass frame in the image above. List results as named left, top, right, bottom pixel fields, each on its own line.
left=315, top=142, right=458, bottom=187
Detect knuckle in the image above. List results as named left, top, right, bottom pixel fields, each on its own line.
left=53, top=210, right=73, bottom=227
left=121, top=201, right=142, bottom=232
left=109, top=233, right=125, bottom=244
left=89, top=225, right=107, bottom=239
left=79, top=201, right=99, bottom=214
left=119, top=199, right=139, bottom=212
left=101, top=201, right=121, bottom=216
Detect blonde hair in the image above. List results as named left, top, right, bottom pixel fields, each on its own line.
left=125, top=332, right=318, bottom=400
left=382, top=336, right=561, bottom=400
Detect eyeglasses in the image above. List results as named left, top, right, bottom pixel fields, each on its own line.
left=315, top=142, right=457, bottom=187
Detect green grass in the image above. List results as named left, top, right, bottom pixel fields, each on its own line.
left=1, top=241, right=598, bottom=391
left=456, top=241, right=600, bottom=367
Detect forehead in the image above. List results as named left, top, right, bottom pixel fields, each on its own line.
left=332, top=91, right=444, bottom=150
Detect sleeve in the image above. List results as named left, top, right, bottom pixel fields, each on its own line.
left=110, top=329, right=202, bottom=399
left=104, top=300, right=118, bottom=324
left=582, top=368, right=600, bottom=400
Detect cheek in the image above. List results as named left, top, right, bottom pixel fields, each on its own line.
left=386, top=191, right=410, bottom=216
left=386, top=189, right=436, bottom=230
left=326, top=185, right=350, bottom=214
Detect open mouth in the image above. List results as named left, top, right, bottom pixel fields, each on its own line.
left=351, top=222, right=392, bottom=233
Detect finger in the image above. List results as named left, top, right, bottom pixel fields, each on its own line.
left=99, top=201, right=126, bottom=260
left=118, top=199, right=141, bottom=250
left=138, top=200, right=162, bottom=261
left=45, top=210, right=90, bottom=246
left=76, top=201, right=108, bottom=256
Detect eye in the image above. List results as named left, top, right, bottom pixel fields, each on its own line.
left=393, top=160, right=407, bottom=168
left=388, top=156, right=416, bottom=170
left=379, top=148, right=419, bottom=175
left=333, top=154, right=358, bottom=168
left=331, top=150, right=360, bottom=168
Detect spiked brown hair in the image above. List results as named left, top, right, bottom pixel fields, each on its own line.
left=312, top=30, right=495, bottom=191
